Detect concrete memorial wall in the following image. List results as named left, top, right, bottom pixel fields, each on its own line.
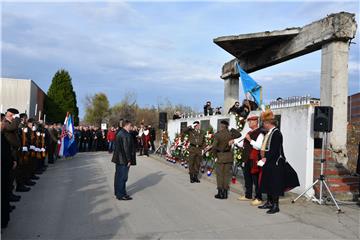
left=167, top=105, right=315, bottom=196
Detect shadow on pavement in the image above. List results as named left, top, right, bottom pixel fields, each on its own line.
left=1, top=152, right=129, bottom=240
left=127, top=171, right=166, bottom=196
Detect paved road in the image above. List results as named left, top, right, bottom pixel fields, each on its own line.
left=2, top=152, right=359, bottom=239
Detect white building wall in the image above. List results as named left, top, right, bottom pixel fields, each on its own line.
left=0, top=78, right=44, bottom=118
left=167, top=105, right=315, bottom=196
left=1, top=78, right=32, bottom=115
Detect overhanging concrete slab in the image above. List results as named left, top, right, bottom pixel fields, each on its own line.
left=215, top=12, right=357, bottom=77
left=214, top=28, right=300, bottom=59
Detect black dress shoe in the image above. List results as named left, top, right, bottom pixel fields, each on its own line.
left=25, top=180, right=36, bottom=186
left=10, top=205, right=16, bottom=212
left=9, top=194, right=21, bottom=202
left=16, top=185, right=31, bottom=192
left=117, top=196, right=132, bottom=201
left=258, top=201, right=272, bottom=209
left=31, top=175, right=40, bottom=180
left=11, top=193, right=21, bottom=199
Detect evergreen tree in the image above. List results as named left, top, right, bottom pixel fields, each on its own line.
left=45, top=69, right=79, bottom=125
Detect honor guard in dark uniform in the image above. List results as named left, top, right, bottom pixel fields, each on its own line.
left=212, top=120, right=241, bottom=199
left=19, top=113, right=36, bottom=187
left=1, top=123, right=14, bottom=228
left=2, top=108, right=30, bottom=194
left=183, top=121, right=205, bottom=183
left=27, top=118, right=40, bottom=179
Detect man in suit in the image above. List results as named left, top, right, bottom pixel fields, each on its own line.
left=112, top=120, right=136, bottom=200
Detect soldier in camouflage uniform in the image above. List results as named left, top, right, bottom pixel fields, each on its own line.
left=183, top=121, right=205, bottom=183
left=212, top=120, right=241, bottom=199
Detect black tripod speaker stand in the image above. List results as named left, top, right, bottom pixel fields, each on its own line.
left=292, top=132, right=341, bottom=213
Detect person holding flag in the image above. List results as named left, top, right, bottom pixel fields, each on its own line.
left=237, top=63, right=262, bottom=109
left=58, top=113, right=77, bottom=158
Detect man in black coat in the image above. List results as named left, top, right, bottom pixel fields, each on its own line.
left=112, top=120, right=136, bottom=200
left=258, top=110, right=299, bottom=214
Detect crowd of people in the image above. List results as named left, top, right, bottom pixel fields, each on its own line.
left=0, top=107, right=157, bottom=228
left=172, top=100, right=257, bottom=120
left=73, top=122, right=157, bottom=155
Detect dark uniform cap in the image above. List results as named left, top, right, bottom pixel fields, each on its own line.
left=20, top=113, right=27, bottom=118
left=193, top=121, right=200, bottom=125
left=220, top=120, right=229, bottom=126
left=27, top=118, right=35, bottom=123
left=7, top=108, right=19, bottom=114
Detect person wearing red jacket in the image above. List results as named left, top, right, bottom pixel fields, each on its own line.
left=107, top=127, right=116, bottom=153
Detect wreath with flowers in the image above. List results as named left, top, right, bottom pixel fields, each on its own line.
left=231, top=114, right=247, bottom=182
left=202, top=128, right=215, bottom=175
left=167, top=133, right=190, bottom=167
left=233, top=114, right=247, bottom=163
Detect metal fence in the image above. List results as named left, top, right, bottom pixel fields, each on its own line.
left=270, top=95, right=320, bottom=109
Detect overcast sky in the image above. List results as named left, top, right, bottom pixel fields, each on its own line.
left=1, top=1, right=359, bottom=118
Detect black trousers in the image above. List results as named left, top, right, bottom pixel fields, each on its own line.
left=242, top=161, right=262, bottom=200
left=1, top=170, right=11, bottom=228
left=150, top=140, right=155, bottom=152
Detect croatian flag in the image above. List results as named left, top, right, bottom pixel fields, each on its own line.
left=58, top=113, right=77, bottom=157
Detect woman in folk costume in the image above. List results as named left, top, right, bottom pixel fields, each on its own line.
left=257, top=109, right=299, bottom=214
left=141, top=127, right=151, bottom=157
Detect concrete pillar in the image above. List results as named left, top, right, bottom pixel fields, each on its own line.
left=224, top=77, right=239, bottom=113
left=320, top=41, right=349, bottom=163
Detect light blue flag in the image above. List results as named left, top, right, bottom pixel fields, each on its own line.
left=236, top=63, right=262, bottom=106
left=64, top=114, right=77, bottom=157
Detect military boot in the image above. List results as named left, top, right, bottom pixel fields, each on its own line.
left=223, top=189, right=228, bottom=199
left=194, top=174, right=200, bottom=183
left=215, top=189, right=223, bottom=199
left=266, top=196, right=280, bottom=214
left=190, top=174, right=195, bottom=183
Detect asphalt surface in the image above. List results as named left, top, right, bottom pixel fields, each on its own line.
left=2, top=152, right=359, bottom=239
